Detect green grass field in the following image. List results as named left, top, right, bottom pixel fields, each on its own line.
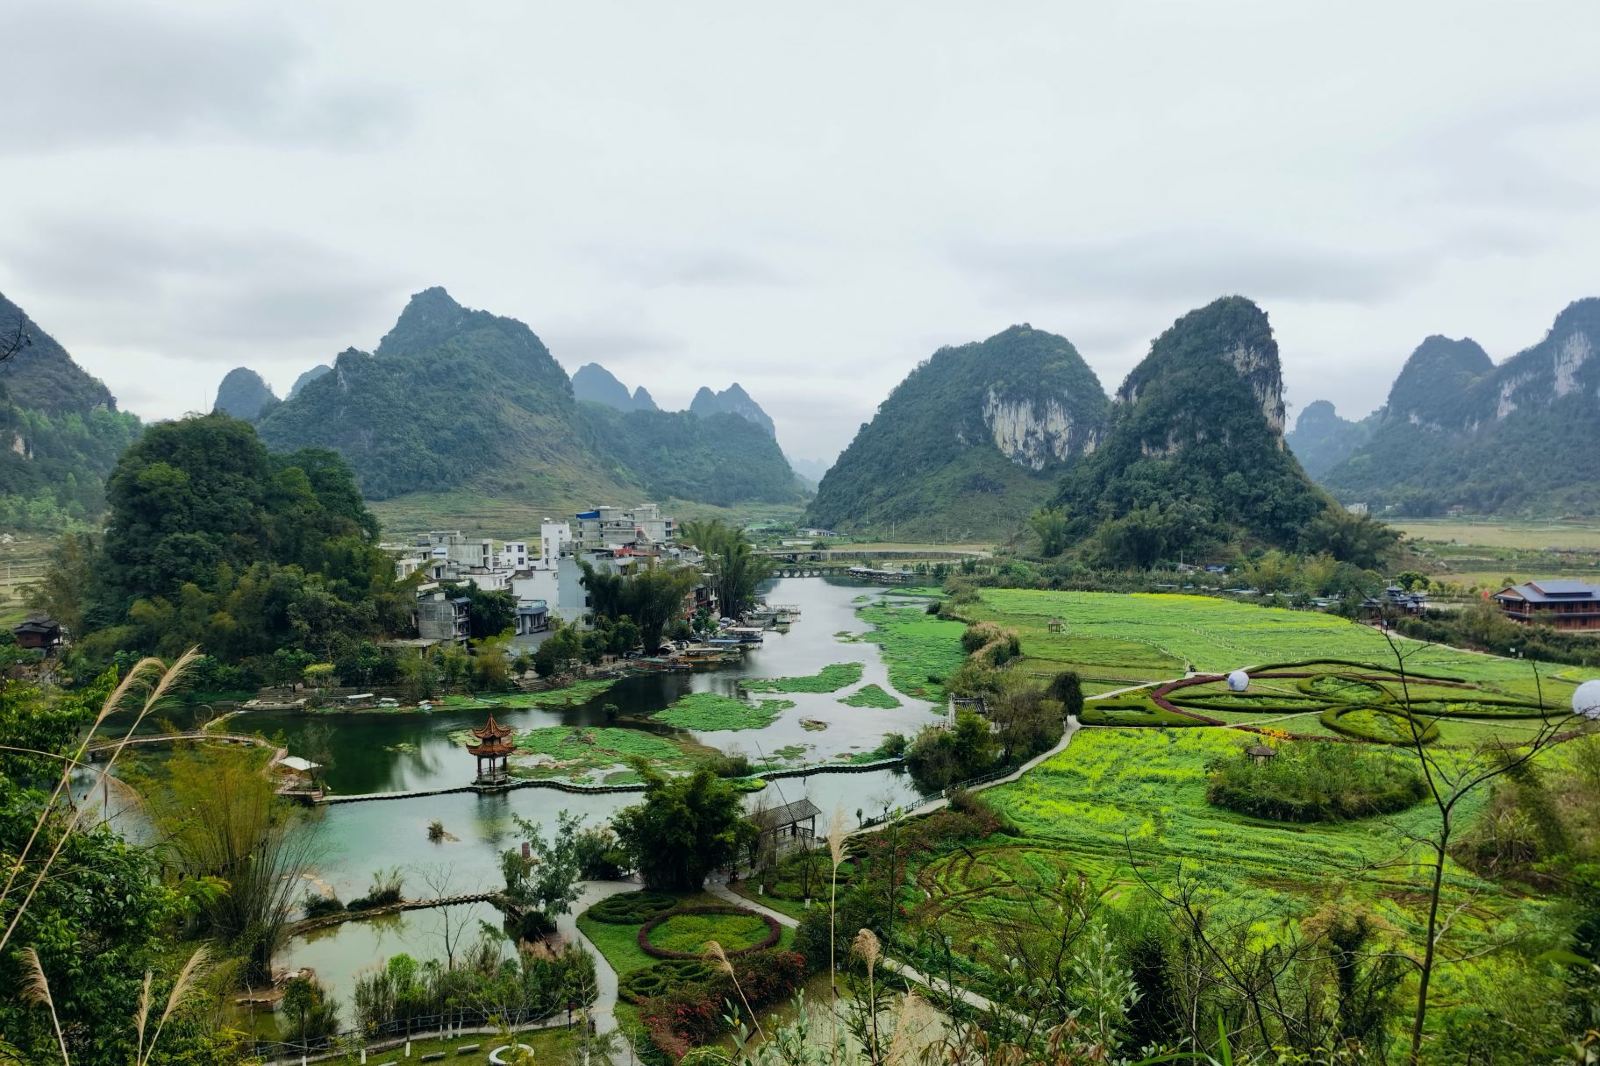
left=912, top=728, right=1544, bottom=1002
left=959, top=589, right=1598, bottom=701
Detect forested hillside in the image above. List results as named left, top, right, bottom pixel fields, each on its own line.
left=1285, top=400, right=1375, bottom=478
left=1322, top=300, right=1600, bottom=514
left=1055, top=297, right=1387, bottom=567
left=0, top=292, right=141, bottom=529
left=580, top=405, right=804, bottom=505
left=809, top=325, right=1107, bottom=539
left=256, top=288, right=798, bottom=514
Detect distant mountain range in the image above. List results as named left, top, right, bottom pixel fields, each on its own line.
left=571, top=362, right=778, bottom=439
left=1284, top=400, right=1376, bottom=479
left=249, top=288, right=805, bottom=514
left=1297, top=299, right=1600, bottom=515
left=0, top=292, right=142, bottom=529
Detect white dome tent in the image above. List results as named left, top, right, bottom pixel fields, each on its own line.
left=1227, top=670, right=1249, bottom=693
left=1575, top=680, right=1600, bottom=721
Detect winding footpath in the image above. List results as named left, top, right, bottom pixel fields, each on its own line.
left=560, top=879, right=642, bottom=1038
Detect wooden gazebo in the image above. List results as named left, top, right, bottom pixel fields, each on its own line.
left=467, top=714, right=514, bottom=787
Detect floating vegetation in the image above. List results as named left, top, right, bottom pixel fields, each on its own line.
left=839, top=684, right=902, bottom=709
left=650, top=692, right=795, bottom=731
left=856, top=604, right=967, bottom=701
left=744, top=662, right=864, bottom=693
left=799, top=718, right=829, bottom=732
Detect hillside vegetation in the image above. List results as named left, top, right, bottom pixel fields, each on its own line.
left=256, top=288, right=800, bottom=515
left=1055, top=297, right=1377, bottom=567
left=1321, top=299, right=1600, bottom=514
left=809, top=325, right=1108, bottom=539
left=0, top=292, right=141, bottom=529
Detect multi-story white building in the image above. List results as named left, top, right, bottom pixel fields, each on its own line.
left=573, top=504, right=674, bottom=552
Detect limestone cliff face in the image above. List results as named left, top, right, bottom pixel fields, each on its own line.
left=982, top=388, right=1100, bottom=470
left=808, top=324, right=1108, bottom=537
left=1225, top=341, right=1286, bottom=435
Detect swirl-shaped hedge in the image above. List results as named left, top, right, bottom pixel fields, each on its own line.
left=587, top=891, right=678, bottom=925
left=1319, top=704, right=1440, bottom=745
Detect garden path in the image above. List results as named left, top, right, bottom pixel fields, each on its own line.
left=705, top=880, right=1006, bottom=1015
left=562, top=879, right=642, bottom=1038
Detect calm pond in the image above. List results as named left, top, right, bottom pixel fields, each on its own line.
left=259, top=578, right=940, bottom=1002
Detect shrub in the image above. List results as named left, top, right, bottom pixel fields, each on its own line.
left=1207, top=741, right=1427, bottom=822
left=517, top=910, right=558, bottom=940
left=303, top=893, right=345, bottom=920
left=703, top=752, right=754, bottom=778
left=574, top=825, right=631, bottom=879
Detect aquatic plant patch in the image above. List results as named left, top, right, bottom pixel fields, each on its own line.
left=502, top=726, right=706, bottom=780
left=744, top=662, right=864, bottom=693
left=650, top=692, right=795, bottom=731
left=839, top=684, right=902, bottom=709
left=856, top=604, right=968, bottom=701
left=439, top=678, right=620, bottom=711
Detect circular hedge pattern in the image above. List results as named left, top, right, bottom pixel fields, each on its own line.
left=1319, top=704, right=1440, bottom=745
left=1137, top=662, right=1559, bottom=746
left=637, top=905, right=782, bottom=960
left=618, top=959, right=715, bottom=1004
left=587, top=891, right=678, bottom=925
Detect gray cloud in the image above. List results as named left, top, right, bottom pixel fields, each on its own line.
left=952, top=231, right=1428, bottom=307
left=5, top=214, right=400, bottom=356
left=1, top=0, right=408, bottom=151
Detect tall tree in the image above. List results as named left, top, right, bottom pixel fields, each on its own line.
left=678, top=519, right=770, bottom=618
left=612, top=765, right=756, bottom=891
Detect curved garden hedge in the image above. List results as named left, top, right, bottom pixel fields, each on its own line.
left=637, top=905, right=782, bottom=960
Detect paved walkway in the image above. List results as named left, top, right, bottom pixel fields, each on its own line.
left=560, top=879, right=642, bottom=1039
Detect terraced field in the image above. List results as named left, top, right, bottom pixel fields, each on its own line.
left=913, top=728, right=1540, bottom=992
left=961, top=588, right=1598, bottom=702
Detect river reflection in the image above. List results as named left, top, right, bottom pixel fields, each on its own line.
left=212, top=577, right=944, bottom=796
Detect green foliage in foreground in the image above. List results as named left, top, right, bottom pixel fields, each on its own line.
left=839, top=683, right=902, bottom=709
left=1207, top=740, right=1427, bottom=822
left=744, top=661, right=864, bottom=693
left=650, top=692, right=795, bottom=731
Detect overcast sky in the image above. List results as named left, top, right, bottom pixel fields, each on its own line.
left=4, top=1, right=1599, bottom=464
